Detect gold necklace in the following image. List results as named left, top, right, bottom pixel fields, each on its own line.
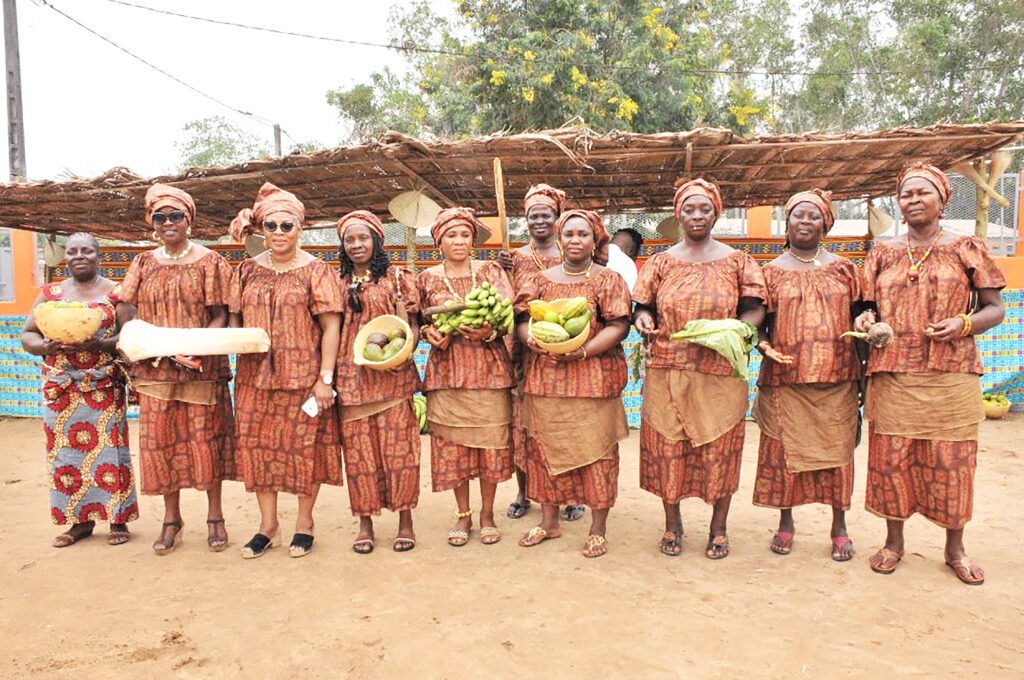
left=160, top=241, right=193, bottom=261
left=441, top=260, right=477, bottom=299
left=530, top=240, right=563, bottom=270
left=561, top=260, right=593, bottom=278
left=905, top=228, right=942, bottom=283
left=788, top=246, right=824, bottom=267
left=269, top=249, right=301, bottom=274
left=350, top=271, right=370, bottom=284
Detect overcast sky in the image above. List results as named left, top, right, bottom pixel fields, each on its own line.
left=2, top=0, right=431, bottom=181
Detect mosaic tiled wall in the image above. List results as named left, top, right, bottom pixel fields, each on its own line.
left=4, top=289, right=1021, bottom=424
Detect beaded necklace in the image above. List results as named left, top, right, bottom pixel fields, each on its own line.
left=905, top=228, right=942, bottom=283
left=160, top=241, right=193, bottom=261
left=441, top=260, right=477, bottom=299
left=268, top=249, right=301, bottom=274
left=561, top=260, right=594, bottom=279
left=530, top=240, right=563, bottom=270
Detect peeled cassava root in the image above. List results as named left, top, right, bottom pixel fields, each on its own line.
left=117, top=320, right=270, bottom=362
left=842, top=321, right=894, bottom=349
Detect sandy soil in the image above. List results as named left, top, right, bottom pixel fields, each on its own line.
left=1, top=415, right=1022, bottom=679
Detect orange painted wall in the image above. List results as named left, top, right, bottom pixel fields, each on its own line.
left=0, top=229, right=38, bottom=316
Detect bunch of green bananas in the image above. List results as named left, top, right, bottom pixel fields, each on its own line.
left=433, top=281, right=514, bottom=335
left=412, top=394, right=427, bottom=433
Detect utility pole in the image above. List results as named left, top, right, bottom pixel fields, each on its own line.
left=273, top=123, right=282, bottom=157
left=3, top=0, right=25, bottom=181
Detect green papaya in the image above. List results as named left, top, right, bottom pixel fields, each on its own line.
left=531, top=321, right=571, bottom=343
left=362, top=343, right=385, bottom=362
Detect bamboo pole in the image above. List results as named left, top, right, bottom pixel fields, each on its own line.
left=406, top=225, right=416, bottom=273
left=493, top=157, right=509, bottom=250
left=975, top=157, right=990, bottom=238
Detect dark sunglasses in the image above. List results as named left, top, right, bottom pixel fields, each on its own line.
left=152, top=210, right=187, bottom=226
left=263, top=220, right=296, bottom=234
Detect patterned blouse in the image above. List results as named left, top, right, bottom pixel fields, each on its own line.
left=118, top=250, right=233, bottom=382
left=515, top=267, right=631, bottom=399
left=758, top=257, right=861, bottom=387
left=633, top=249, right=767, bottom=377
left=417, top=260, right=515, bottom=392
left=336, top=266, right=421, bottom=406
left=861, top=236, right=1005, bottom=376
left=229, top=258, right=343, bottom=390
left=510, top=246, right=561, bottom=292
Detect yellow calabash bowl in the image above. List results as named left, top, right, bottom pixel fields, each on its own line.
left=983, top=399, right=1011, bottom=419
left=34, top=305, right=105, bottom=344
left=528, top=298, right=591, bottom=354
left=353, top=314, right=415, bottom=371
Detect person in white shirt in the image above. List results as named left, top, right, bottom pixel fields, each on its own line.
left=606, top=228, right=643, bottom=293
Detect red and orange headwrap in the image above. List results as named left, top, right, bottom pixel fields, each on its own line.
left=252, top=182, right=305, bottom=224
left=555, top=209, right=610, bottom=266
left=784, top=188, right=836, bottom=233
left=897, top=163, right=952, bottom=205
left=337, top=210, right=385, bottom=242
left=673, top=178, right=723, bottom=222
left=144, top=183, right=195, bottom=226
left=429, top=207, right=489, bottom=246
left=523, top=183, right=567, bottom=215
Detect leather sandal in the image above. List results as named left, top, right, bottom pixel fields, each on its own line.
left=581, top=534, right=607, bottom=558
left=660, top=531, right=682, bottom=557
left=206, top=519, right=228, bottom=552
left=241, top=531, right=277, bottom=559
left=52, top=522, right=94, bottom=548
left=107, top=523, right=130, bottom=546
left=519, top=525, right=562, bottom=547
left=831, top=536, right=855, bottom=562
left=289, top=533, right=315, bottom=558
left=770, top=530, right=794, bottom=555
left=152, top=521, right=184, bottom=556
left=705, top=534, right=730, bottom=560
left=869, top=547, right=903, bottom=574
left=393, top=535, right=416, bottom=552
left=352, top=536, right=375, bottom=554
left=945, top=555, right=984, bottom=585
left=479, top=526, right=502, bottom=545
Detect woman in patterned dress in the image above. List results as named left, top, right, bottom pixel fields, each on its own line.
left=498, top=184, right=583, bottom=522
left=335, top=210, right=421, bottom=554
left=857, top=163, right=1005, bottom=584
left=418, top=207, right=515, bottom=546
left=633, top=179, right=767, bottom=560
left=119, top=184, right=236, bottom=555
left=22, top=232, right=139, bottom=547
left=228, top=182, right=344, bottom=559
left=515, top=210, right=631, bottom=558
left=752, top=189, right=861, bottom=561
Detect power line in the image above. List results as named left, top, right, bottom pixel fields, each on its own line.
left=99, top=0, right=1017, bottom=80
left=37, top=0, right=302, bottom=141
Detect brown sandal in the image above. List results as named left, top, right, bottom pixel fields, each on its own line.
left=869, top=547, right=903, bottom=574
left=945, top=556, right=985, bottom=585
left=152, top=521, right=184, bottom=556
left=53, top=522, right=94, bottom=548
left=705, top=534, right=730, bottom=560
left=107, top=524, right=130, bottom=546
left=659, top=531, right=682, bottom=557
left=206, top=519, right=228, bottom=552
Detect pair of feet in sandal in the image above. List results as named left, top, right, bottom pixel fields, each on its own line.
left=152, top=517, right=229, bottom=555
left=658, top=526, right=729, bottom=559
left=448, top=511, right=501, bottom=546
left=241, top=524, right=314, bottom=559
left=518, top=525, right=608, bottom=558
left=53, top=521, right=129, bottom=548
left=352, top=532, right=417, bottom=554
left=769, top=530, right=855, bottom=562
left=869, top=546, right=984, bottom=585
left=506, top=499, right=585, bottom=522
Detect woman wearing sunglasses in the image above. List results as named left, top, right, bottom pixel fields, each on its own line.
left=335, top=211, right=421, bottom=554
left=418, top=208, right=515, bottom=546
left=228, top=182, right=343, bottom=559
left=118, top=184, right=236, bottom=555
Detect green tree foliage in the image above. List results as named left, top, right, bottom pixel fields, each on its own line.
left=327, top=0, right=1023, bottom=139
left=175, top=116, right=270, bottom=170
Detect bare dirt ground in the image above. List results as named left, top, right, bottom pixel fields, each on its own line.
left=1, top=415, right=1022, bottom=679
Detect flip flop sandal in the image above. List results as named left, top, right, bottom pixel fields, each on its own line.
left=562, top=505, right=586, bottom=522
left=206, top=519, right=228, bottom=552
left=393, top=536, right=416, bottom=552
left=831, top=536, right=855, bottom=562
left=506, top=499, right=531, bottom=519
left=770, top=531, right=794, bottom=555
left=869, top=547, right=903, bottom=574
left=945, top=556, right=985, bottom=585
left=352, top=537, right=376, bottom=554
left=518, top=525, right=562, bottom=547
left=660, top=531, right=682, bottom=557
left=53, top=524, right=94, bottom=548
left=705, top=534, right=730, bottom=560
left=107, top=524, right=130, bottom=546
left=241, top=532, right=277, bottom=559
left=289, top=533, right=315, bottom=558
left=447, top=529, right=470, bottom=547
left=480, top=526, right=502, bottom=545
left=152, top=521, right=184, bottom=556
left=581, top=534, right=607, bottom=558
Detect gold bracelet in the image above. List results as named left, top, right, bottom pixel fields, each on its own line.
left=485, top=329, right=498, bottom=343
left=580, top=346, right=589, bottom=360
left=957, top=313, right=973, bottom=337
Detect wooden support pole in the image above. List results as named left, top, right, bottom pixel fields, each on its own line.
left=4, top=0, right=26, bottom=181
left=493, top=157, right=509, bottom=250
left=975, top=157, right=990, bottom=238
